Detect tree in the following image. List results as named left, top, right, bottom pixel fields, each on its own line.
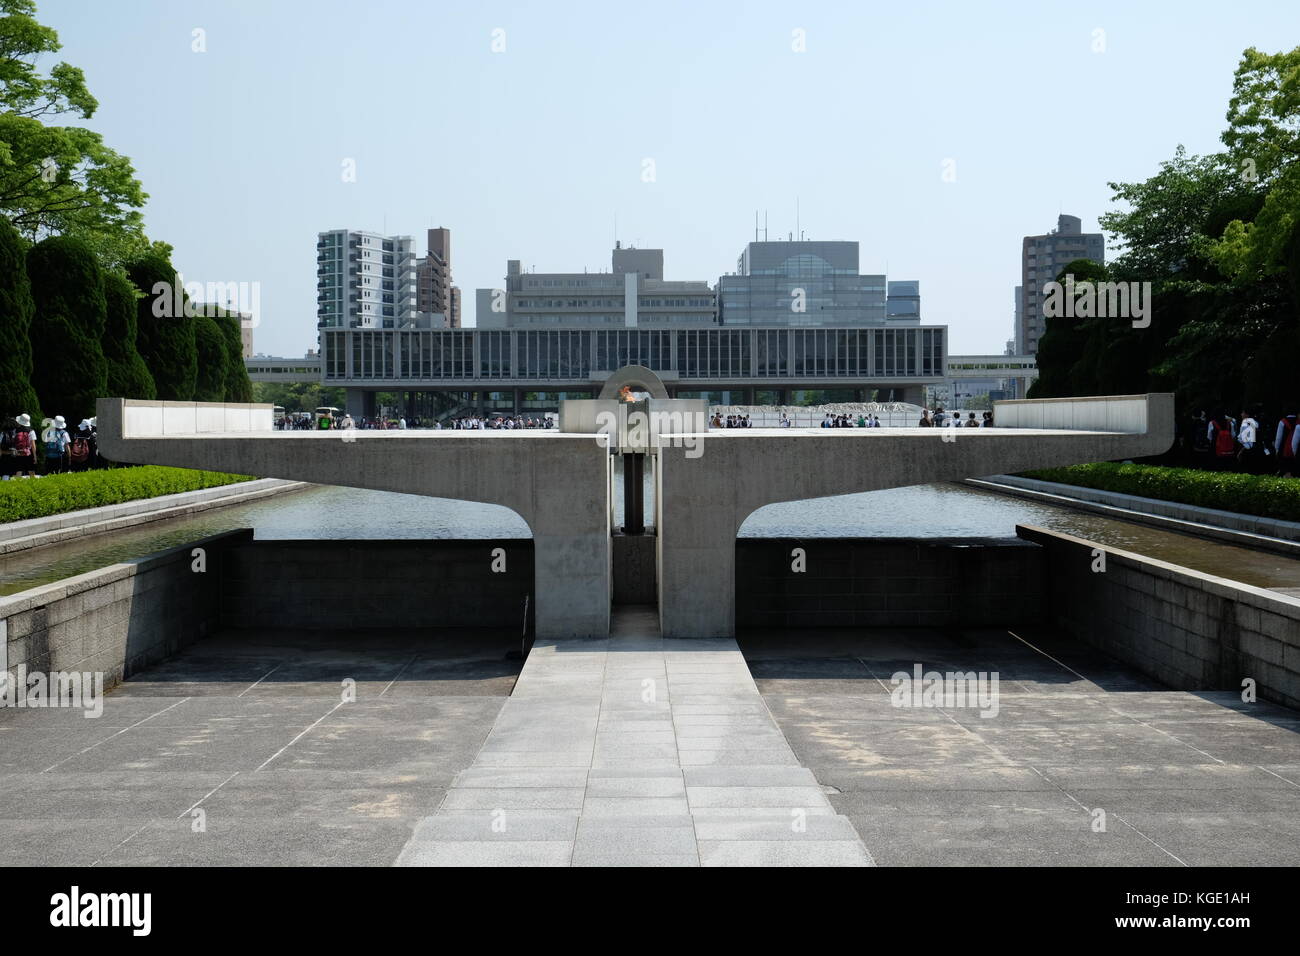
left=211, top=309, right=252, bottom=402
left=101, top=268, right=155, bottom=400
left=251, top=382, right=345, bottom=413
left=1027, top=260, right=1106, bottom=398
left=0, top=1, right=149, bottom=254
left=26, top=234, right=107, bottom=419
left=192, top=315, right=227, bottom=402
left=127, top=254, right=196, bottom=401
left=0, top=214, right=39, bottom=418
left=1209, top=46, right=1300, bottom=280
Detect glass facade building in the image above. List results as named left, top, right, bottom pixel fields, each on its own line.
left=718, top=241, right=920, bottom=327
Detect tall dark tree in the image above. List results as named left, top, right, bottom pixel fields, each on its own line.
left=126, top=253, right=196, bottom=400
left=0, top=216, right=41, bottom=419
left=101, top=269, right=156, bottom=400
left=26, top=235, right=109, bottom=419
left=192, top=315, right=228, bottom=402
left=213, top=310, right=253, bottom=402
left=1027, top=260, right=1106, bottom=398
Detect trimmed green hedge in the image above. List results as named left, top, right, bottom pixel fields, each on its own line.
left=0, top=466, right=254, bottom=523
left=1019, top=462, right=1300, bottom=523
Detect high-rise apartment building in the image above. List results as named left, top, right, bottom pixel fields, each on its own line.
left=417, top=227, right=461, bottom=328
left=475, top=243, right=716, bottom=328
left=717, top=240, right=920, bottom=326
left=1019, top=215, right=1104, bottom=355
left=316, top=229, right=423, bottom=330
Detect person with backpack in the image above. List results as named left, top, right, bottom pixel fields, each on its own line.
left=42, top=415, right=71, bottom=474
left=1209, top=413, right=1236, bottom=469
left=4, top=412, right=38, bottom=478
left=1237, top=409, right=1260, bottom=472
left=1274, top=411, right=1299, bottom=477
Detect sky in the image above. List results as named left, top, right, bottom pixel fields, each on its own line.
left=35, top=0, right=1300, bottom=357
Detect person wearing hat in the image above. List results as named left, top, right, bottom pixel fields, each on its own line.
left=3, top=413, right=39, bottom=478
left=42, top=415, right=71, bottom=474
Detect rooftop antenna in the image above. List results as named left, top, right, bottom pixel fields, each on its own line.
left=755, top=210, right=759, bottom=242
left=796, top=197, right=800, bottom=241
left=764, top=211, right=768, bottom=241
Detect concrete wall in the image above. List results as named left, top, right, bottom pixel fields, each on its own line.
left=993, top=394, right=1150, bottom=432
left=0, top=531, right=246, bottom=696
left=221, top=540, right=534, bottom=631
left=120, top=400, right=275, bottom=436
left=1019, top=525, right=1300, bottom=709
left=612, top=535, right=656, bottom=605
left=736, top=538, right=1044, bottom=629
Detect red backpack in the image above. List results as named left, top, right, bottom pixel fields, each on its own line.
left=1282, top=419, right=1297, bottom=459
left=1213, top=424, right=1235, bottom=457
left=13, top=429, right=32, bottom=456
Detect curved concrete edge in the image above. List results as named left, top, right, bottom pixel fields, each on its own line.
left=967, top=475, right=1300, bottom=557
left=0, top=479, right=308, bottom=555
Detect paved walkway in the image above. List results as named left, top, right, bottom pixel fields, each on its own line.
left=396, top=607, right=873, bottom=866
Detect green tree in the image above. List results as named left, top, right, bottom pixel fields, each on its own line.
left=101, top=268, right=155, bottom=400
left=192, top=315, right=227, bottom=402
left=0, top=215, right=40, bottom=419
left=0, top=1, right=149, bottom=254
left=211, top=309, right=252, bottom=402
left=127, top=254, right=197, bottom=401
left=26, top=234, right=107, bottom=419
left=1027, top=260, right=1107, bottom=398
left=251, top=382, right=345, bottom=413
left=1209, top=46, right=1300, bottom=280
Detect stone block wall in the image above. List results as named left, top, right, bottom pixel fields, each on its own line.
left=220, top=539, right=535, bottom=631
left=0, top=530, right=245, bottom=695
left=735, top=537, right=1045, bottom=629
left=1019, top=525, right=1300, bottom=709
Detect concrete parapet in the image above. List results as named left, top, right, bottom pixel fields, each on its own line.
left=1018, top=524, right=1300, bottom=709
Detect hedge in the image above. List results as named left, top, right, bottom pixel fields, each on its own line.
left=0, top=466, right=254, bottom=523
left=1019, top=462, right=1300, bottom=524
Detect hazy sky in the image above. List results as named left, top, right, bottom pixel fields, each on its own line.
left=37, top=0, right=1300, bottom=356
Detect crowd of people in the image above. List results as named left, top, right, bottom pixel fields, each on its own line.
left=280, top=412, right=557, bottom=431
left=918, top=408, right=996, bottom=428
left=1182, top=409, right=1300, bottom=476
left=0, top=412, right=101, bottom=479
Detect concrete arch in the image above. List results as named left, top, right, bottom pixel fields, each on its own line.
left=598, top=366, right=669, bottom=401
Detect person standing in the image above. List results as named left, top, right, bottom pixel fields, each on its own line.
left=1275, top=411, right=1299, bottom=477
left=1237, top=409, right=1259, bottom=471
left=42, top=415, right=71, bottom=474
left=9, top=413, right=38, bottom=477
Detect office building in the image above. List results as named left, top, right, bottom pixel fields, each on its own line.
left=475, top=243, right=716, bottom=328
left=1019, top=215, right=1104, bottom=355
left=717, top=240, right=920, bottom=327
